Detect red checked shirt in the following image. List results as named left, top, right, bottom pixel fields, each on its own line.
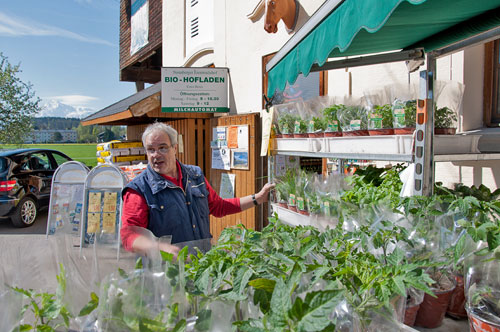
left=121, top=161, right=241, bottom=250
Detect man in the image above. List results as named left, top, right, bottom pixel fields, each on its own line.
left=121, top=122, right=275, bottom=257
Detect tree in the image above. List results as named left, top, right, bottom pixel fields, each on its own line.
left=53, top=131, right=63, bottom=142
left=0, top=53, right=41, bottom=144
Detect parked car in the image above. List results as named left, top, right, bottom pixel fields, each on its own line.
left=0, top=149, right=73, bottom=227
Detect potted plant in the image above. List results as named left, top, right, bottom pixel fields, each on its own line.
left=368, top=104, right=394, bottom=135
left=293, top=116, right=308, bottom=138
left=322, top=105, right=342, bottom=137
left=392, top=100, right=416, bottom=134
left=277, top=113, right=296, bottom=138
left=307, top=116, right=327, bottom=138
left=434, top=105, right=458, bottom=135
left=337, top=104, right=369, bottom=136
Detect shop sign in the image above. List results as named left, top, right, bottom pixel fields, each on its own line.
left=161, top=67, right=229, bottom=113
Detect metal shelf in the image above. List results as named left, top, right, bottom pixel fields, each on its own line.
left=272, top=134, right=487, bottom=163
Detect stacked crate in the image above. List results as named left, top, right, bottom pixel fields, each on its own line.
left=96, top=141, right=147, bottom=167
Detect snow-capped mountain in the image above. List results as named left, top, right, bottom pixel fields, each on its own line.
left=38, top=99, right=95, bottom=119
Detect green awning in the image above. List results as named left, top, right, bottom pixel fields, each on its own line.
left=266, top=0, right=500, bottom=97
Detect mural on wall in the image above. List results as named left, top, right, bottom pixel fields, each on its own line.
left=264, top=0, right=299, bottom=34
left=130, top=0, right=149, bottom=55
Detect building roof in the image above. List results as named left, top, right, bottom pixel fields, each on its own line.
left=81, top=82, right=161, bottom=125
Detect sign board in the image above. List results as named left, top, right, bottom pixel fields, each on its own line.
left=161, top=67, right=229, bottom=113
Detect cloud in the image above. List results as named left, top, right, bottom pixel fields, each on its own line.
left=45, top=95, right=99, bottom=108
left=0, top=11, right=115, bottom=47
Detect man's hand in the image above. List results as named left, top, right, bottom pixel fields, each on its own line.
left=255, top=182, right=276, bottom=204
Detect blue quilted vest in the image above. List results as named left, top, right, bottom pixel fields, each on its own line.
left=123, top=162, right=211, bottom=244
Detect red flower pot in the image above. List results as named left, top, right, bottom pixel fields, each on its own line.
left=298, top=209, right=309, bottom=216
left=468, top=311, right=500, bottom=332
left=288, top=205, right=297, bottom=212
left=342, top=130, right=369, bottom=136
left=293, top=133, right=308, bottom=138
left=394, top=127, right=415, bottom=135
left=282, top=134, right=293, bottom=138
left=324, top=131, right=342, bottom=137
left=368, top=128, right=395, bottom=136
left=415, top=286, right=456, bottom=329
left=435, top=128, right=457, bottom=135
left=404, top=303, right=421, bottom=326
left=307, top=132, right=324, bottom=138
left=447, top=274, right=467, bottom=319
left=278, top=202, right=288, bottom=209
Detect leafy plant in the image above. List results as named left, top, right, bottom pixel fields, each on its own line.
left=337, top=105, right=368, bottom=131
left=392, top=100, right=416, bottom=128
left=311, top=116, right=327, bottom=132
left=277, top=113, right=296, bottom=135
left=11, top=265, right=73, bottom=332
left=434, top=105, right=458, bottom=129
left=369, top=104, right=394, bottom=129
left=294, top=117, right=308, bottom=134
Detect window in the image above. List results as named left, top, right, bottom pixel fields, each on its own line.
left=51, top=152, right=72, bottom=169
left=484, top=40, right=500, bottom=126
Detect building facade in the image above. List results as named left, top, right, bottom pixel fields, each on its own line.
left=26, top=130, right=78, bottom=143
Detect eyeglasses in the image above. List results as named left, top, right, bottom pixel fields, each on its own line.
left=145, top=145, right=173, bottom=155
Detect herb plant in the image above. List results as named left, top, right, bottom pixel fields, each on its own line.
left=434, top=106, right=457, bottom=129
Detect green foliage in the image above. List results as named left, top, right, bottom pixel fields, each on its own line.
left=369, top=104, right=394, bottom=129
left=337, top=105, right=368, bottom=131
left=311, top=116, right=327, bottom=132
left=0, top=53, right=41, bottom=144
left=434, top=106, right=457, bottom=129
left=277, top=113, right=296, bottom=135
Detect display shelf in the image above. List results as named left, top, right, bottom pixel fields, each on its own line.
left=271, top=203, right=311, bottom=227
left=273, top=134, right=483, bottom=162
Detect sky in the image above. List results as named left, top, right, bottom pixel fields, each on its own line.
left=0, top=0, right=137, bottom=118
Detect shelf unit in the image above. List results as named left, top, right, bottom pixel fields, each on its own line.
left=273, top=133, right=484, bottom=162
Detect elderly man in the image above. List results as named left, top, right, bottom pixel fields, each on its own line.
left=121, top=122, right=274, bottom=257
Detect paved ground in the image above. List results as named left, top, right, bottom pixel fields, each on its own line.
left=0, top=209, right=48, bottom=234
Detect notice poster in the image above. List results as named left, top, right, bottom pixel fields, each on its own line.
left=103, top=192, right=117, bottom=213
left=102, top=213, right=116, bottom=233
left=211, top=148, right=230, bottom=170
left=237, top=125, right=249, bottom=149
left=219, top=173, right=236, bottom=199
left=88, top=192, right=102, bottom=213
left=87, top=213, right=100, bottom=233
left=227, top=126, right=238, bottom=148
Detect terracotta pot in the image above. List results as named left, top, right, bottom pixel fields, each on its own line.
left=435, top=128, right=457, bottom=135
left=298, top=209, right=309, bottom=216
left=394, top=127, right=415, bottom=135
left=368, top=128, right=395, bottom=136
left=342, top=130, right=369, bottom=136
left=288, top=205, right=297, bottom=212
left=415, top=286, right=456, bottom=328
left=278, top=202, right=288, bottom=209
left=282, top=134, right=293, bottom=138
left=468, top=311, right=500, bottom=332
left=293, top=133, right=308, bottom=138
left=404, top=303, right=421, bottom=326
left=275, top=134, right=283, bottom=138
left=307, top=132, right=324, bottom=138
left=324, top=131, right=342, bottom=137
left=447, top=274, right=467, bottom=319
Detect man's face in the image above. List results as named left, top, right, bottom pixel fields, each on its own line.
left=144, top=130, right=177, bottom=175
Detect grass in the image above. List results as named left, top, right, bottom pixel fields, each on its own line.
left=0, top=143, right=98, bottom=167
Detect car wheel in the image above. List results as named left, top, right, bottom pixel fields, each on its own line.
left=11, top=197, right=38, bottom=227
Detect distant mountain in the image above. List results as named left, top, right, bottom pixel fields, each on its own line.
left=38, top=100, right=96, bottom=119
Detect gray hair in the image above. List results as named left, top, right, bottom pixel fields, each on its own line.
left=142, top=122, right=178, bottom=147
